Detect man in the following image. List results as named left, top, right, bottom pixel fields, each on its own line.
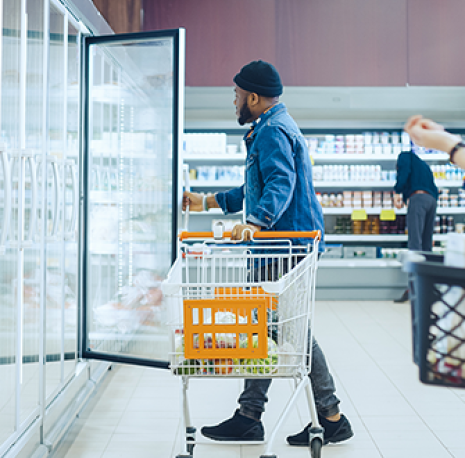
left=393, top=148, right=438, bottom=302
left=183, top=60, right=353, bottom=446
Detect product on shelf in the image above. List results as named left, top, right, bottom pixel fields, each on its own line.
left=313, top=164, right=392, bottom=181
left=411, top=140, right=465, bottom=156
left=331, top=215, right=405, bottom=235
left=343, top=246, right=377, bottom=259
left=431, top=164, right=464, bottom=181
left=184, top=133, right=227, bottom=155
left=438, top=188, right=465, bottom=208
left=319, top=190, right=395, bottom=209
left=379, top=216, right=405, bottom=235
left=380, top=248, right=407, bottom=259
left=307, top=131, right=410, bottom=156
left=334, top=216, right=352, bottom=235
left=322, top=244, right=343, bottom=258
left=382, top=191, right=393, bottom=208
left=194, top=165, right=244, bottom=182
left=435, top=215, right=461, bottom=234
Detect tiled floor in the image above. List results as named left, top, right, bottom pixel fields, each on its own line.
left=52, top=301, right=465, bottom=458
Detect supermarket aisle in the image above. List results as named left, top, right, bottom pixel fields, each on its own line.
left=52, top=301, right=465, bottom=458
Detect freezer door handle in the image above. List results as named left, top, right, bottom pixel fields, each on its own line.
left=65, top=161, right=78, bottom=241
left=25, top=156, right=37, bottom=245
left=8, top=150, right=36, bottom=248
left=46, top=159, right=61, bottom=241
left=0, top=150, right=12, bottom=254
left=37, top=156, right=62, bottom=242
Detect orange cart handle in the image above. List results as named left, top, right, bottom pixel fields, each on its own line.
left=179, top=230, right=321, bottom=241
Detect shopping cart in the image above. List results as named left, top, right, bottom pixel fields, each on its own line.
left=161, top=229, right=323, bottom=458
left=404, top=252, right=465, bottom=389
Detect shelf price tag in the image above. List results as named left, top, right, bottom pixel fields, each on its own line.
left=351, top=209, right=367, bottom=221
left=380, top=209, right=396, bottom=221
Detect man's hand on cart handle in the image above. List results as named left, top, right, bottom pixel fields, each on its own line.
left=231, top=223, right=262, bottom=241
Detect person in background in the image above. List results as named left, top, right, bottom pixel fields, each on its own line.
left=393, top=140, right=439, bottom=303
left=404, top=115, right=465, bottom=170
left=183, top=60, right=353, bottom=447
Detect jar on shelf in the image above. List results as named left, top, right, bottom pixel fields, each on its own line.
left=329, top=193, right=337, bottom=207
left=352, top=220, right=363, bottom=235
left=371, top=216, right=380, bottom=235
left=434, top=216, right=441, bottom=234
left=321, top=193, right=329, bottom=207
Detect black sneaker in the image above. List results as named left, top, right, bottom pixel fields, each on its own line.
left=287, top=414, right=353, bottom=446
left=201, top=410, right=264, bottom=441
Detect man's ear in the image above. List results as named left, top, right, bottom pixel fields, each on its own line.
left=248, top=92, right=260, bottom=107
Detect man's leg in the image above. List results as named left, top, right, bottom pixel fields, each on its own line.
left=238, top=379, right=272, bottom=419
left=395, top=194, right=425, bottom=303
left=421, top=195, right=437, bottom=252
left=407, top=195, right=426, bottom=251
left=237, top=337, right=341, bottom=419
left=200, top=263, right=271, bottom=441
left=309, top=337, right=340, bottom=417
left=286, top=337, right=353, bottom=446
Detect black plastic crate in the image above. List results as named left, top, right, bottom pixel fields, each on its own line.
left=405, top=252, right=465, bottom=389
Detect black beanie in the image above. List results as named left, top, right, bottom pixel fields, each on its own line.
left=233, top=60, right=283, bottom=97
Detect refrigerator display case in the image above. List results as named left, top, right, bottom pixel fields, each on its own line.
left=0, top=1, right=83, bottom=452
left=1, top=2, right=186, bottom=455
left=0, top=0, right=184, bottom=456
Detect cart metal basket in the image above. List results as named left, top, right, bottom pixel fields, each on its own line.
left=162, top=230, right=323, bottom=458
left=405, top=252, right=465, bottom=389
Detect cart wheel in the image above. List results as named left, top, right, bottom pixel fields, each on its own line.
left=187, top=442, right=195, bottom=455
left=310, top=438, right=323, bottom=458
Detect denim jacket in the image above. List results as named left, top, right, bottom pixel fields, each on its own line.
left=215, top=103, right=325, bottom=251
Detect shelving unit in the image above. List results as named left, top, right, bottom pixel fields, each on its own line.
left=183, top=128, right=465, bottom=299
left=312, top=152, right=450, bottom=162
left=322, top=207, right=465, bottom=215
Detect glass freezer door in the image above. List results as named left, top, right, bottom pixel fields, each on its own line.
left=81, top=29, right=184, bottom=368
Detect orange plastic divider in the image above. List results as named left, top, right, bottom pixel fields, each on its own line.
left=183, top=298, right=268, bottom=359
left=179, top=230, right=321, bottom=241
left=215, top=287, right=278, bottom=311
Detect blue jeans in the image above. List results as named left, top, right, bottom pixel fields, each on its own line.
left=238, top=258, right=340, bottom=420
left=238, top=337, right=340, bottom=419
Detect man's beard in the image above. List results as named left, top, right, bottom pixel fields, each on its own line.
left=237, top=98, right=253, bottom=126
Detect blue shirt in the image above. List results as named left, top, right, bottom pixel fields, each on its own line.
left=215, top=103, right=325, bottom=251
left=394, top=151, right=438, bottom=204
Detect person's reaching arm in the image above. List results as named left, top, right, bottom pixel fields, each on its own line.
left=404, top=115, right=465, bottom=168
left=183, top=186, right=243, bottom=213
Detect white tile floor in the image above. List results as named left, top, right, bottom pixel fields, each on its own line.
left=52, top=301, right=465, bottom=458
